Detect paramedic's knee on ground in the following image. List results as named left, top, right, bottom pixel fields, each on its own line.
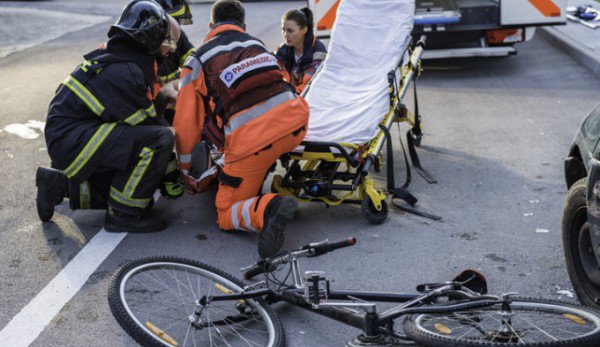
left=215, top=129, right=306, bottom=257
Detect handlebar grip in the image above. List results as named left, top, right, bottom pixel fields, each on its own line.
left=313, top=237, right=357, bottom=255
left=243, top=264, right=265, bottom=280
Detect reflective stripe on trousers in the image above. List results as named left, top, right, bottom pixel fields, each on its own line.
left=224, top=91, right=295, bottom=136
left=231, top=197, right=259, bottom=232
left=109, top=147, right=155, bottom=209
left=62, top=123, right=117, bottom=179
left=80, top=181, right=91, bottom=209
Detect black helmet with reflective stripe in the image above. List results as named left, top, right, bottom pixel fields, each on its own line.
left=155, top=0, right=193, bottom=24
left=109, top=0, right=170, bottom=54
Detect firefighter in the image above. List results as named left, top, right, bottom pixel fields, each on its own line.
left=138, top=0, right=195, bottom=129
left=155, top=0, right=195, bottom=95
left=275, top=7, right=327, bottom=94
left=36, top=0, right=177, bottom=232
left=175, top=0, right=309, bottom=258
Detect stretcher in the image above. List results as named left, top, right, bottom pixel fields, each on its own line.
left=271, top=0, right=437, bottom=224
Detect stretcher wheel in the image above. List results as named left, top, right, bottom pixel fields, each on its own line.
left=361, top=196, right=388, bottom=224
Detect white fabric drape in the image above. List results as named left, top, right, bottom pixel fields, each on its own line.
left=304, top=0, right=415, bottom=145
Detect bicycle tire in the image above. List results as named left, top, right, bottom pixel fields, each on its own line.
left=403, top=297, right=600, bottom=346
left=108, top=256, right=285, bottom=347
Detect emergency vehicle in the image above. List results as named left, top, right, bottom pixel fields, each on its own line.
left=309, top=0, right=567, bottom=59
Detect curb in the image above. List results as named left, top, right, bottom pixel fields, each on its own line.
left=538, top=26, right=600, bottom=76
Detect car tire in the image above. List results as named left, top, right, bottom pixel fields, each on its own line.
left=562, top=177, right=600, bottom=308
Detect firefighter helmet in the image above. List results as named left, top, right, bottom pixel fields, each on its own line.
left=109, top=0, right=170, bottom=54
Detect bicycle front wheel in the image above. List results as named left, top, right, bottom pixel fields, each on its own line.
left=403, top=297, right=600, bottom=347
left=108, top=256, right=285, bottom=347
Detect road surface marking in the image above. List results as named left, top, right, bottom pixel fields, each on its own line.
left=0, top=229, right=127, bottom=346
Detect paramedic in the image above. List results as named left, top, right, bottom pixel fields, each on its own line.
left=36, top=0, right=176, bottom=232
left=275, top=7, right=326, bottom=94
left=175, top=0, right=309, bottom=257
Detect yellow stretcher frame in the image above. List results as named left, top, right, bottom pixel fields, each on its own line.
left=271, top=37, right=427, bottom=224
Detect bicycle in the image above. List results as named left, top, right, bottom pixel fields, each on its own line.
left=108, top=237, right=600, bottom=346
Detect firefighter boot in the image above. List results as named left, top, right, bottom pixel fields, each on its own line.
left=36, top=166, right=68, bottom=222
left=258, top=196, right=298, bottom=258
left=160, top=170, right=185, bottom=199
left=104, top=207, right=167, bottom=233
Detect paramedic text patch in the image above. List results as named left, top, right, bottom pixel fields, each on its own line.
left=219, top=53, right=279, bottom=88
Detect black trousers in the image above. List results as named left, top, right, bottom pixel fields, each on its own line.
left=68, top=125, right=174, bottom=215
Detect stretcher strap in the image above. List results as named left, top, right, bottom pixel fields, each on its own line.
left=380, top=124, right=442, bottom=221
left=408, top=78, right=436, bottom=184
left=379, top=124, right=416, bottom=206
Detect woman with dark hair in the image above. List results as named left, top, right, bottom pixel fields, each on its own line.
left=275, top=7, right=327, bottom=94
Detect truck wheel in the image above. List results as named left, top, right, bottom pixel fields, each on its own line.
left=562, top=178, right=600, bottom=308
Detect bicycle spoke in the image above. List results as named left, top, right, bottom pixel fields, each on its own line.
left=183, top=323, right=192, bottom=347
left=518, top=314, right=559, bottom=341
left=163, top=267, right=197, bottom=297
left=186, top=269, right=198, bottom=302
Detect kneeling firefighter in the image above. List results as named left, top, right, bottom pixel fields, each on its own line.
left=36, top=0, right=183, bottom=232
left=175, top=0, right=309, bottom=257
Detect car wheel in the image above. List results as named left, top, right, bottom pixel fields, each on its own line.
left=562, top=177, right=600, bottom=308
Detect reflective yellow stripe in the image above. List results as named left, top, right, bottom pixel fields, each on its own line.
left=62, top=76, right=105, bottom=116
left=170, top=6, right=186, bottom=17
left=145, top=104, right=157, bottom=118
left=165, top=158, right=178, bottom=174
left=63, top=123, right=117, bottom=179
left=123, top=110, right=147, bottom=125
left=109, top=187, right=151, bottom=208
left=179, top=47, right=195, bottom=67
left=159, top=70, right=180, bottom=84
left=80, top=181, right=90, bottom=209
left=123, top=147, right=154, bottom=198
left=123, top=105, right=156, bottom=125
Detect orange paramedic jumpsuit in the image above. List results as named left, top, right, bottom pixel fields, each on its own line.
left=174, top=23, right=309, bottom=232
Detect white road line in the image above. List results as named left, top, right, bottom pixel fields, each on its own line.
left=0, top=229, right=127, bottom=347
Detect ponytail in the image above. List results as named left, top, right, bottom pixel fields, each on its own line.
left=300, top=7, right=314, bottom=36
left=282, top=7, right=314, bottom=36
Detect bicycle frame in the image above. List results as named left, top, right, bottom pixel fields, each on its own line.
left=200, top=249, right=501, bottom=338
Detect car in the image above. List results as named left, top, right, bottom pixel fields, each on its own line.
left=562, top=101, right=600, bottom=307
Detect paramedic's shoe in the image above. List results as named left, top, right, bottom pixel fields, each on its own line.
left=190, top=141, right=211, bottom=179
left=104, top=208, right=167, bottom=233
left=36, top=166, right=68, bottom=222
left=258, top=196, right=297, bottom=258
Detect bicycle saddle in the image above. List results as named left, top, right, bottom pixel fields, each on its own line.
left=416, top=269, right=488, bottom=294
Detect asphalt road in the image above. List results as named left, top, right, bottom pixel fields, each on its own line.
left=1, top=1, right=600, bottom=346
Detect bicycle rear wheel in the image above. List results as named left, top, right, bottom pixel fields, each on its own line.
left=108, top=256, right=285, bottom=347
left=403, top=297, right=600, bottom=346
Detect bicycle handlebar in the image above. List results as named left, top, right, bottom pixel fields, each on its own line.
left=243, top=237, right=357, bottom=280
left=302, top=237, right=357, bottom=256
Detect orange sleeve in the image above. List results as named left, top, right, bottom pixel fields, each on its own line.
left=296, top=74, right=312, bottom=94
left=174, top=58, right=208, bottom=172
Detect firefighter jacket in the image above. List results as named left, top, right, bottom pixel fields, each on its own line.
left=157, top=30, right=195, bottom=84
left=45, top=35, right=163, bottom=182
left=275, top=33, right=327, bottom=93
left=174, top=22, right=308, bottom=170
